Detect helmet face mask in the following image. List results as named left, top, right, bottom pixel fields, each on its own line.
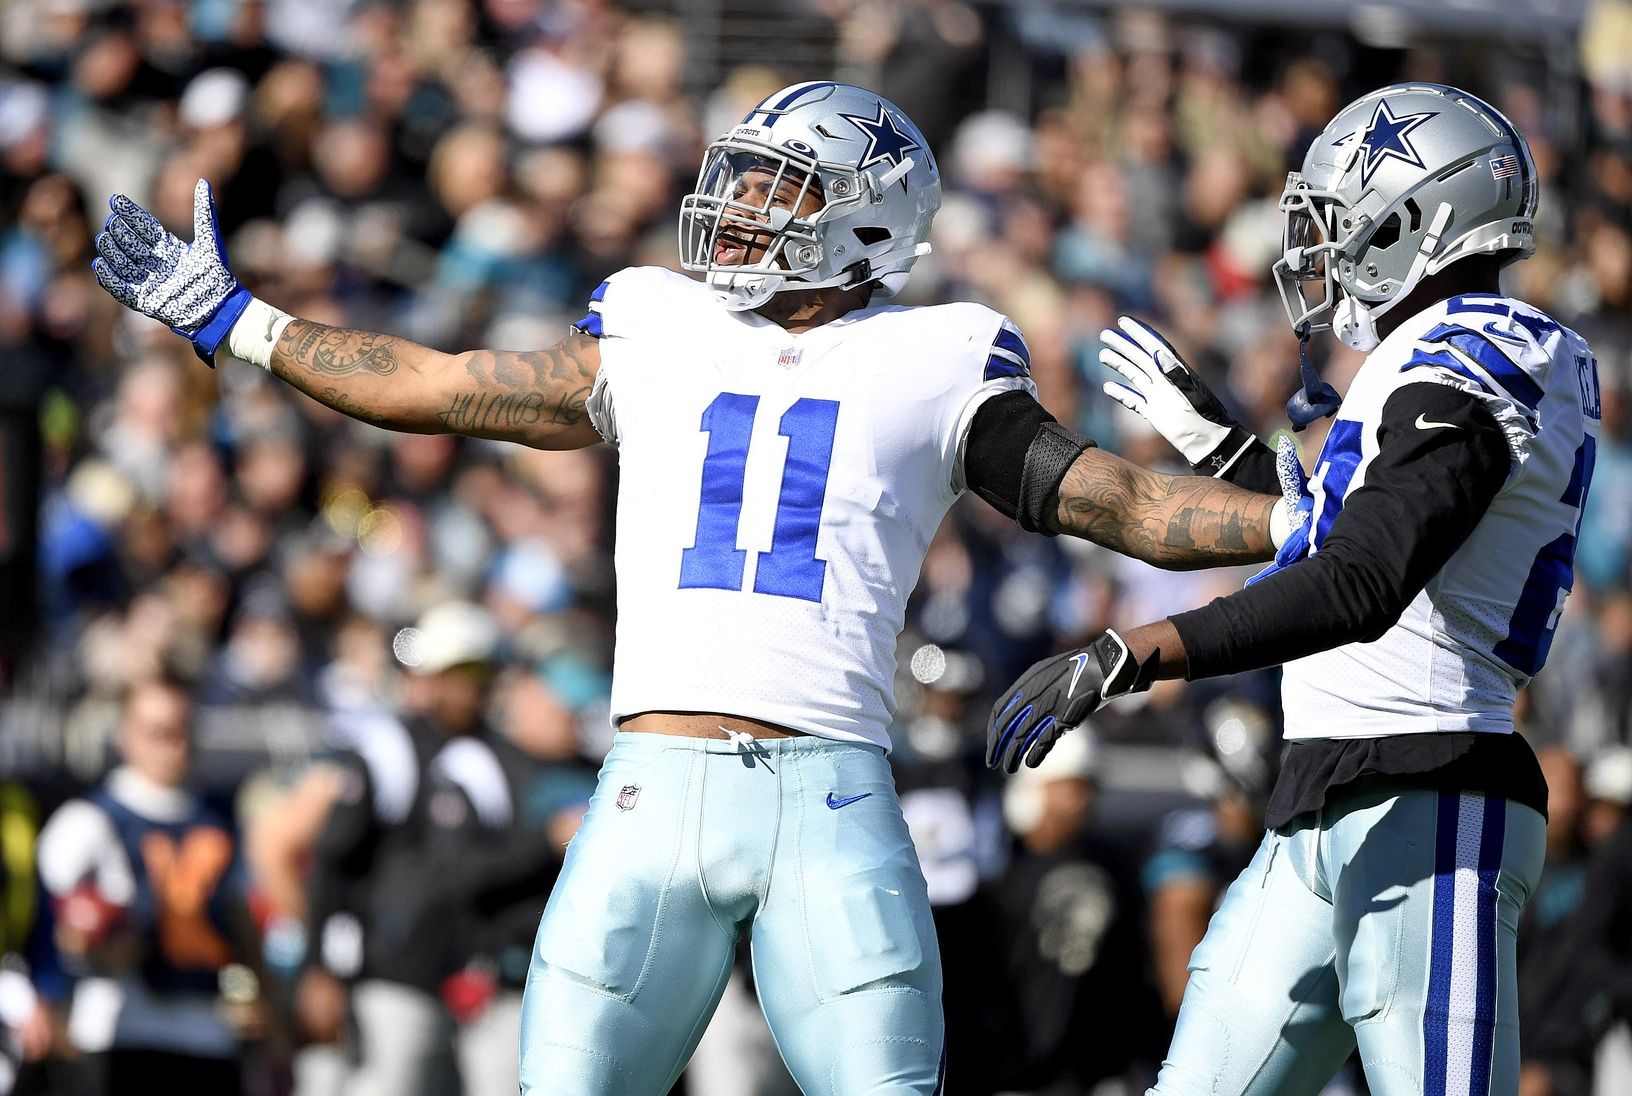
left=1271, top=83, right=1539, bottom=350
left=1273, top=174, right=1352, bottom=336
left=678, top=83, right=941, bottom=311
left=680, top=140, right=856, bottom=305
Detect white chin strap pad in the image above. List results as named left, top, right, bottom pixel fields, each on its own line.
left=1333, top=296, right=1380, bottom=352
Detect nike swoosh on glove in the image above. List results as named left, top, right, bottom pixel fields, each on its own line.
left=987, top=631, right=1156, bottom=774
left=92, top=178, right=251, bottom=366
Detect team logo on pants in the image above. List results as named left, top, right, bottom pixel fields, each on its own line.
left=616, top=785, right=641, bottom=811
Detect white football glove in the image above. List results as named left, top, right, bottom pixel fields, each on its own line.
left=1099, top=316, right=1259, bottom=477
left=92, top=178, right=251, bottom=366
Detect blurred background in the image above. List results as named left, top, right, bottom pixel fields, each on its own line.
left=0, top=0, right=1629, bottom=1094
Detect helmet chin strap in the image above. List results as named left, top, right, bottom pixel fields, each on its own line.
left=1285, top=322, right=1344, bottom=430
left=1332, top=201, right=1455, bottom=353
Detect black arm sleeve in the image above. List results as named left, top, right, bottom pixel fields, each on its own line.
left=964, top=390, right=1095, bottom=533
left=1172, top=382, right=1512, bottom=679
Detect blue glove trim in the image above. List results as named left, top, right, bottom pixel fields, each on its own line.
left=178, top=285, right=252, bottom=367
left=1017, top=715, right=1056, bottom=764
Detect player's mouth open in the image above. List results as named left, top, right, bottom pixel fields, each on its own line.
left=713, top=232, right=759, bottom=264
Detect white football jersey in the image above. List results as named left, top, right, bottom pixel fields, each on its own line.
left=578, top=267, right=1036, bottom=748
left=1281, top=293, right=1601, bottom=740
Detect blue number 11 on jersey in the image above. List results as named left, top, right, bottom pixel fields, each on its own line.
left=680, top=393, right=840, bottom=603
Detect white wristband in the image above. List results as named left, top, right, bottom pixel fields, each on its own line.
left=1270, top=498, right=1292, bottom=549
left=226, top=297, right=295, bottom=370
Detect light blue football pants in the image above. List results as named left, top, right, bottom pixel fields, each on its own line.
left=519, top=731, right=945, bottom=1096
left=1151, top=786, right=1546, bottom=1096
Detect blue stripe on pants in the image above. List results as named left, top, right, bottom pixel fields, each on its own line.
left=1424, top=794, right=1506, bottom=1096
left=1424, top=792, right=1460, bottom=1096
left=1471, top=798, right=1506, bottom=1096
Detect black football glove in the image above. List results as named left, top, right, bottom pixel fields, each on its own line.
left=986, top=630, right=1157, bottom=774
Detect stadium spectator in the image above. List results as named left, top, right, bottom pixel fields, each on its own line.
left=34, top=677, right=255, bottom=1096
left=297, top=600, right=505, bottom=1096
left=985, top=728, right=1161, bottom=1092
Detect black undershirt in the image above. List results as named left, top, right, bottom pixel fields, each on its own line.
left=1171, top=382, right=1548, bottom=828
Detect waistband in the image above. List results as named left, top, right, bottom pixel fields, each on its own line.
left=610, top=727, right=884, bottom=758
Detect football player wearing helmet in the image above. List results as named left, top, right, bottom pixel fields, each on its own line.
left=992, top=83, right=1595, bottom=1095
left=93, top=83, right=1282, bottom=1094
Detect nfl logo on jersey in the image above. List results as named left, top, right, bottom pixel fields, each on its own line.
left=777, top=347, right=803, bottom=368
left=616, top=784, right=640, bottom=811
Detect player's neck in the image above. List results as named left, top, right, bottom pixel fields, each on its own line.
left=1374, top=260, right=1504, bottom=340
left=754, top=283, right=875, bottom=333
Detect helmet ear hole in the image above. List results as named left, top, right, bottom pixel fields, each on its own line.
left=1403, top=198, right=1422, bottom=233
left=853, top=226, right=890, bottom=246
left=1368, top=213, right=1402, bottom=252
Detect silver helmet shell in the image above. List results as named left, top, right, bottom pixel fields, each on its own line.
left=1273, top=83, right=1538, bottom=349
left=679, top=82, right=942, bottom=311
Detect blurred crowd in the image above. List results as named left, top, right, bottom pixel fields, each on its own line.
left=1, top=0, right=1631, bottom=1094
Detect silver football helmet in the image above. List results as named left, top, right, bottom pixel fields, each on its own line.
left=679, top=82, right=941, bottom=311
left=1273, top=83, right=1538, bottom=351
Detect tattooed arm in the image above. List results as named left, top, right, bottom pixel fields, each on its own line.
left=268, top=321, right=603, bottom=450
left=1045, top=448, right=1277, bottom=569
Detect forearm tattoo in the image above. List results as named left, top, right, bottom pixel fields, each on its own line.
left=454, top=335, right=596, bottom=430
left=276, top=321, right=399, bottom=376
left=1050, top=449, right=1276, bottom=568
left=271, top=321, right=598, bottom=443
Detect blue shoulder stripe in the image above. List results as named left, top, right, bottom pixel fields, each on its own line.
left=992, top=325, right=1030, bottom=362
left=1421, top=323, right=1544, bottom=410
left=1400, top=348, right=1508, bottom=401
left=984, top=323, right=1032, bottom=381
left=984, top=351, right=1028, bottom=381
left=573, top=311, right=605, bottom=338
left=589, top=280, right=610, bottom=303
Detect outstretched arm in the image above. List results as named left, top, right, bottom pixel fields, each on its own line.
left=987, top=383, right=1515, bottom=772
left=1044, top=447, right=1278, bottom=569
left=963, top=390, right=1288, bottom=571
left=92, top=179, right=603, bottom=450
left=266, top=321, right=601, bottom=449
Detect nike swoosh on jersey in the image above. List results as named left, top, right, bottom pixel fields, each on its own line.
left=1415, top=413, right=1460, bottom=431
left=826, top=792, right=873, bottom=810
left=1065, top=652, right=1093, bottom=698
left=1480, top=321, right=1530, bottom=347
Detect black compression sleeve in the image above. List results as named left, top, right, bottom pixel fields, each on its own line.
left=1221, top=440, right=1280, bottom=495
left=1172, top=383, right=1512, bottom=679
left=964, top=390, right=1095, bottom=532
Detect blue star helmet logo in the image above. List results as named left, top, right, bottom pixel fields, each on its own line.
left=838, top=101, right=922, bottom=176
left=1353, top=99, right=1439, bottom=187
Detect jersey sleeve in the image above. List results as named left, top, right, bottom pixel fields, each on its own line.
left=946, top=314, right=1041, bottom=493
left=1395, top=308, right=1550, bottom=475
left=1172, top=382, right=1512, bottom=679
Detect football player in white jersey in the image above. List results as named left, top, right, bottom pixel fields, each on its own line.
left=990, top=83, right=1599, bottom=1095
left=90, top=83, right=1287, bottom=1094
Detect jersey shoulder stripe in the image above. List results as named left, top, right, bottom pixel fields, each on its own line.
left=984, top=319, right=1031, bottom=381
left=571, top=278, right=614, bottom=338
left=1418, top=323, right=1544, bottom=410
